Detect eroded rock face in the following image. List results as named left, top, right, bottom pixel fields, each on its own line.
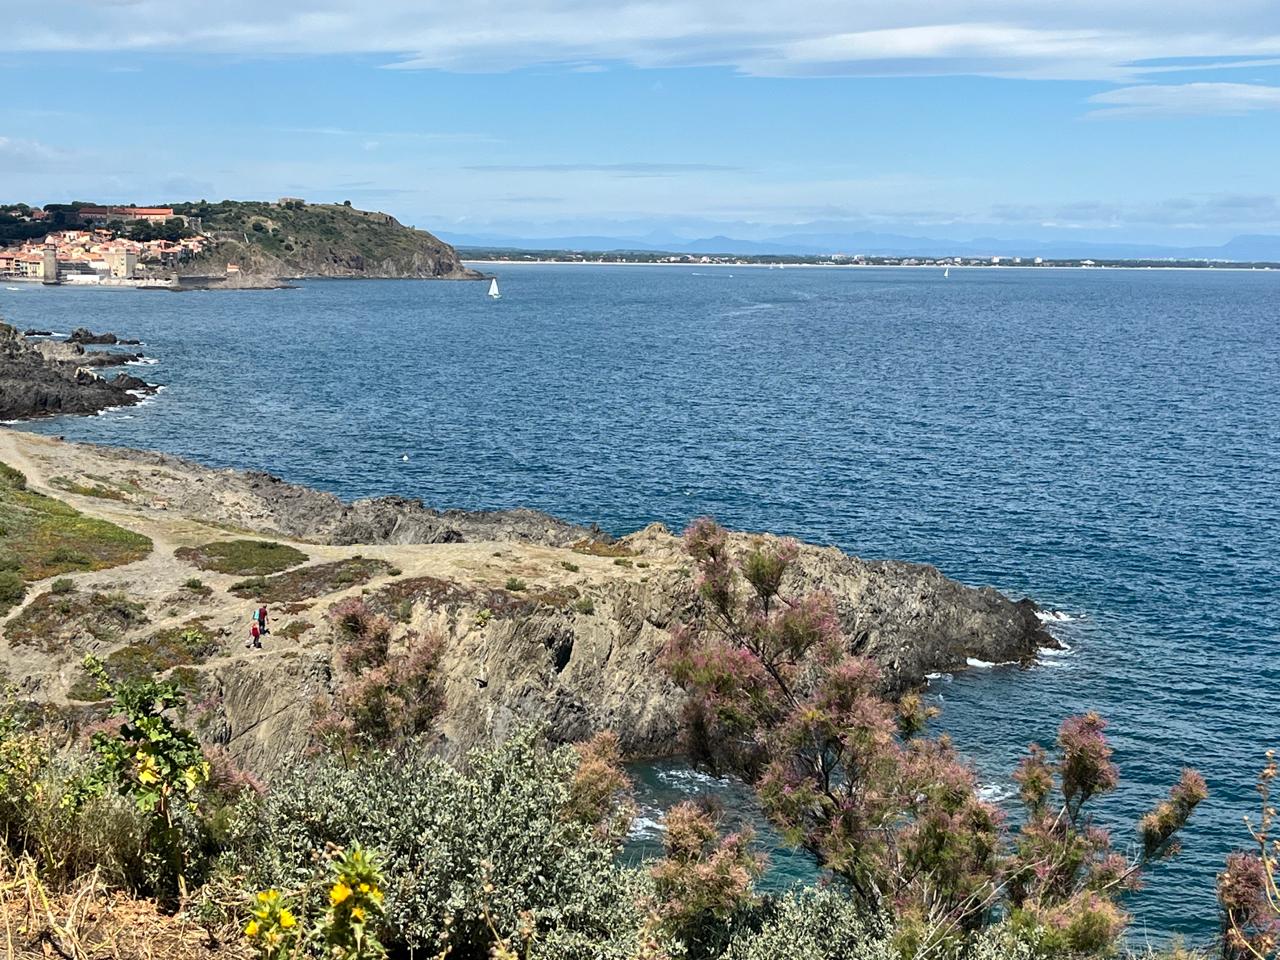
left=204, top=650, right=331, bottom=773
left=208, top=526, right=1053, bottom=772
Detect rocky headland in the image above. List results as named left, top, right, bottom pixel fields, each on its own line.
left=0, top=430, right=1055, bottom=775
left=0, top=323, right=156, bottom=421
left=177, top=200, right=482, bottom=284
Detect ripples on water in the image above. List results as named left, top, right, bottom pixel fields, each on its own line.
left=6, top=265, right=1279, bottom=941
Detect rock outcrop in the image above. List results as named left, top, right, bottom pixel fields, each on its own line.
left=0, top=323, right=155, bottom=420
left=276, top=523, right=1055, bottom=764
left=85, top=442, right=599, bottom=546
left=0, top=431, right=1056, bottom=776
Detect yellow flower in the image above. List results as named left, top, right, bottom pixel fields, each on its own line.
left=244, top=920, right=260, bottom=938
left=137, top=766, right=159, bottom=785
left=352, top=906, right=366, bottom=922
left=279, top=909, right=297, bottom=929
left=359, top=882, right=370, bottom=893
left=330, top=882, right=353, bottom=906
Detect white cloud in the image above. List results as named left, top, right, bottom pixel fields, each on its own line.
left=6, top=2, right=1280, bottom=81
left=1088, top=82, right=1280, bottom=116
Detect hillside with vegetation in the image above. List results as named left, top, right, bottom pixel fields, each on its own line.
left=171, top=200, right=480, bottom=281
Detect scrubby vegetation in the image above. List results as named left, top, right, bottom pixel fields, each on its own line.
left=0, top=462, right=151, bottom=612
left=229, top=557, right=392, bottom=603
left=67, top=620, right=220, bottom=700
left=0, top=516, right=1274, bottom=960
left=5, top=587, right=148, bottom=653
left=176, top=539, right=309, bottom=576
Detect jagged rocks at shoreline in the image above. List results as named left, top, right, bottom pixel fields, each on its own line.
left=0, top=323, right=156, bottom=421
left=66, top=327, right=142, bottom=346
left=0, top=432, right=1056, bottom=771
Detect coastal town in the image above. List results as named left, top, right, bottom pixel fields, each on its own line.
left=0, top=204, right=209, bottom=287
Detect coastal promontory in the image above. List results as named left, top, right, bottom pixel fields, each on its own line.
left=0, top=430, right=1054, bottom=773
left=176, top=199, right=481, bottom=282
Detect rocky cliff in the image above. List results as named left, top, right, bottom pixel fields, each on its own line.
left=177, top=200, right=481, bottom=281
left=0, top=432, right=1056, bottom=775
left=0, top=323, right=155, bottom=421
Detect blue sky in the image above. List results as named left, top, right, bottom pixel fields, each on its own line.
left=1, top=1, right=1278, bottom=245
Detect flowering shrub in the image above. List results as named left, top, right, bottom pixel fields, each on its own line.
left=1219, top=750, right=1280, bottom=959
left=235, top=726, right=652, bottom=959
left=313, top=598, right=444, bottom=753
left=666, top=520, right=1004, bottom=943
left=320, top=845, right=388, bottom=959
left=78, top=655, right=210, bottom=900
left=565, top=730, right=636, bottom=845
left=243, top=846, right=387, bottom=959
left=1005, top=714, right=1207, bottom=954
left=667, top=518, right=1205, bottom=957
left=650, top=800, right=762, bottom=956
left=244, top=888, right=301, bottom=959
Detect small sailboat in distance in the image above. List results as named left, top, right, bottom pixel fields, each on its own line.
left=943, top=267, right=950, bottom=278
left=488, top=277, right=501, bottom=300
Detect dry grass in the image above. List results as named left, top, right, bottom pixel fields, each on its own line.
left=0, top=855, right=246, bottom=960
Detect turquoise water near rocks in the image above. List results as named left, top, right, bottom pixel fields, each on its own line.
left=4, top=264, right=1278, bottom=941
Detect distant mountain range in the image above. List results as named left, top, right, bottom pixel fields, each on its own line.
left=443, top=229, right=1280, bottom=262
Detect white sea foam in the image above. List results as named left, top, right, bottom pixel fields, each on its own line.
left=656, top=766, right=725, bottom=790
left=1040, top=642, right=1073, bottom=657
left=628, top=815, right=666, bottom=839
left=978, top=782, right=1016, bottom=804
left=1036, top=609, right=1076, bottom=623
left=125, top=357, right=159, bottom=366
left=965, top=657, right=995, bottom=668
left=925, top=672, right=953, bottom=683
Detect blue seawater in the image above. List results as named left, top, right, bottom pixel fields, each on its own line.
left=4, top=265, right=1278, bottom=942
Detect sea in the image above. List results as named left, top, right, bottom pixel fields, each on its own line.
left=3, top=264, right=1278, bottom=943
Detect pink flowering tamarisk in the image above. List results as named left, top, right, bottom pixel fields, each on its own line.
left=665, top=517, right=1206, bottom=955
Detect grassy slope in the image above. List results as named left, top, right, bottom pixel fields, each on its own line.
left=0, top=463, right=152, bottom=613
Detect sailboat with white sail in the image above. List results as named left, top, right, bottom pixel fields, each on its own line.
left=488, top=278, right=501, bottom=299
left=943, top=267, right=950, bottom=278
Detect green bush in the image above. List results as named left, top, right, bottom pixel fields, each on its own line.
left=573, top=596, right=595, bottom=615
left=175, top=540, right=308, bottom=577
left=721, top=891, right=1037, bottom=960
left=0, top=570, right=25, bottom=610
left=50, top=577, right=75, bottom=595
left=505, top=577, right=527, bottom=592
left=232, top=727, right=650, bottom=958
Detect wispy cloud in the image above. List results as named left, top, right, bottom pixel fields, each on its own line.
left=0, top=135, right=76, bottom=172
left=1087, top=82, right=1280, bottom=117
left=4, top=2, right=1279, bottom=82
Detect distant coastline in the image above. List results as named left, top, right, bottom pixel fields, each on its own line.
left=463, top=257, right=1280, bottom=272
